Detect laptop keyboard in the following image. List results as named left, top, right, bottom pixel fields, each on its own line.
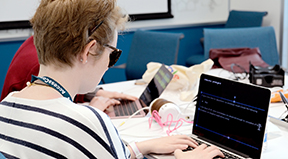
left=114, top=100, right=140, bottom=116
left=184, top=137, right=241, bottom=159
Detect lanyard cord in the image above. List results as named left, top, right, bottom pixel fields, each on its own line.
left=31, top=75, right=73, bottom=101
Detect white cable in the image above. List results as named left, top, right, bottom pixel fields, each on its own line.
left=176, top=98, right=195, bottom=120
left=174, top=99, right=195, bottom=134
left=117, top=107, right=150, bottom=128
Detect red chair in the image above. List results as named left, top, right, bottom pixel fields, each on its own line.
left=1, top=36, right=39, bottom=100
left=1, top=36, right=85, bottom=102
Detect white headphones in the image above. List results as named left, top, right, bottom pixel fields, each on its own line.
left=149, top=98, right=193, bottom=124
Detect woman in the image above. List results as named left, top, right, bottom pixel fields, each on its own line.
left=0, top=0, right=223, bottom=158
left=0, top=36, right=138, bottom=110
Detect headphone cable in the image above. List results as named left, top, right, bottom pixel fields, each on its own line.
left=117, top=107, right=150, bottom=128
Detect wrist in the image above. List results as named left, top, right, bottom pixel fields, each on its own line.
left=134, top=140, right=152, bottom=155
left=129, top=142, right=144, bottom=159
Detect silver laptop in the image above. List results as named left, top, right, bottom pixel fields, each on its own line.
left=147, top=73, right=271, bottom=159
left=105, top=64, right=173, bottom=119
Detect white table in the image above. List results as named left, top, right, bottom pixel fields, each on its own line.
left=99, top=69, right=288, bottom=159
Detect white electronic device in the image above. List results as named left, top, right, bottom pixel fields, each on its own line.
left=149, top=98, right=193, bottom=124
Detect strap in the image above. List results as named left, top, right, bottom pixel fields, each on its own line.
left=84, top=87, right=103, bottom=101
left=129, top=142, right=143, bottom=159
left=31, top=75, right=72, bottom=101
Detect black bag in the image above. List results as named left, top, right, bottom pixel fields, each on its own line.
left=249, top=63, right=284, bottom=87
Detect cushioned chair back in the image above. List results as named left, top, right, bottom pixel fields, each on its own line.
left=204, top=26, right=279, bottom=66
left=225, top=10, right=267, bottom=28
left=0, top=152, right=6, bottom=159
left=125, top=30, right=184, bottom=80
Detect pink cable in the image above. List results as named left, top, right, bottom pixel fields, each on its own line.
left=148, top=110, right=193, bottom=136
left=149, top=110, right=164, bottom=129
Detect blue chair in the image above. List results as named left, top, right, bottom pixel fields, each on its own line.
left=186, top=10, right=268, bottom=66
left=115, top=30, right=184, bottom=80
left=0, top=152, right=6, bottom=159
left=225, top=10, right=267, bottom=28
left=203, top=26, right=279, bottom=66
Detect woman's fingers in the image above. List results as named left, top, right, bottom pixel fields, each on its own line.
left=170, top=135, right=198, bottom=149
left=111, top=92, right=138, bottom=101
left=205, top=145, right=225, bottom=158
left=174, top=144, right=224, bottom=159
left=89, top=97, right=121, bottom=111
left=107, top=99, right=120, bottom=106
left=96, top=90, right=138, bottom=101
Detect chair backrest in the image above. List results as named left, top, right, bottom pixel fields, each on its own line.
left=203, top=26, right=279, bottom=66
left=1, top=36, right=39, bottom=101
left=225, top=10, right=267, bottom=28
left=125, top=30, right=184, bottom=80
left=0, top=152, right=6, bottom=159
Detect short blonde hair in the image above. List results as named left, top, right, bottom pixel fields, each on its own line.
left=30, top=0, right=128, bottom=67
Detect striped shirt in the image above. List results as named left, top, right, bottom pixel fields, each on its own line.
left=0, top=92, right=130, bottom=159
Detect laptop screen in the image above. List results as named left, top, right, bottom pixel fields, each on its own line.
left=193, top=74, right=271, bottom=158
left=139, top=64, right=173, bottom=107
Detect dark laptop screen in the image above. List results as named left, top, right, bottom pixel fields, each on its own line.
left=139, top=64, right=173, bottom=107
left=193, top=74, right=270, bottom=159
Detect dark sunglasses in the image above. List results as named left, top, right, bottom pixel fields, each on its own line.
left=88, top=20, right=122, bottom=68
left=104, top=44, right=122, bottom=68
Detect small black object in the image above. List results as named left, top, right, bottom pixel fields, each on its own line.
left=249, top=63, right=284, bottom=87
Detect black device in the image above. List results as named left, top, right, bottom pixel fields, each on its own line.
left=192, top=74, right=271, bottom=159
left=249, top=63, right=285, bottom=87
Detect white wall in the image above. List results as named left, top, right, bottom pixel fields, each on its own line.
left=0, top=0, right=229, bottom=39
left=0, top=0, right=39, bottom=22
left=230, top=0, right=283, bottom=64
left=1, top=0, right=286, bottom=65
left=0, top=0, right=230, bottom=41
left=282, top=1, right=288, bottom=69
left=127, top=0, right=229, bottom=30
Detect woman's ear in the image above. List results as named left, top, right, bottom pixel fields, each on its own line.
left=80, top=40, right=97, bottom=64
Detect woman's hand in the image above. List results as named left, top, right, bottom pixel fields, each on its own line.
left=88, top=90, right=138, bottom=111
left=96, top=90, right=138, bottom=101
left=174, top=144, right=224, bottom=159
left=89, top=96, right=120, bottom=111
left=135, top=135, right=198, bottom=156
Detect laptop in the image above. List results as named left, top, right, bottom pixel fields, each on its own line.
left=105, top=64, right=173, bottom=119
left=190, top=74, right=271, bottom=159
left=147, top=73, right=271, bottom=159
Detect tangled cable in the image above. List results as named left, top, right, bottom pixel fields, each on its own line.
left=148, top=110, right=193, bottom=136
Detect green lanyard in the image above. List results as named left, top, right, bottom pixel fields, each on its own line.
left=31, top=75, right=72, bottom=101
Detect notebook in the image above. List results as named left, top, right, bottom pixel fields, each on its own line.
left=147, top=73, right=271, bottom=159
left=105, top=64, right=173, bottom=119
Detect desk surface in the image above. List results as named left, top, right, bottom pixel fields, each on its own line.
left=99, top=69, right=288, bottom=159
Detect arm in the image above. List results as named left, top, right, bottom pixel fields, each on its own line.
left=127, top=135, right=199, bottom=159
